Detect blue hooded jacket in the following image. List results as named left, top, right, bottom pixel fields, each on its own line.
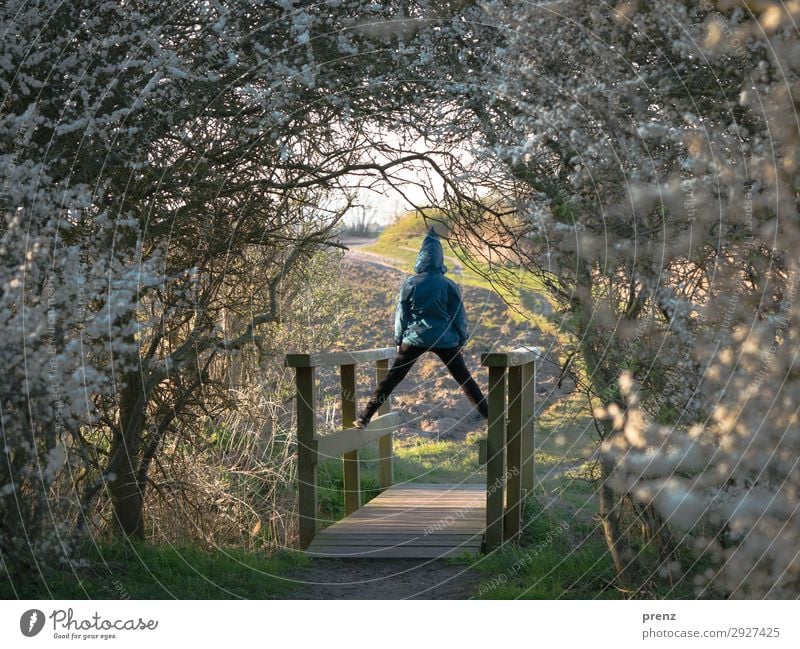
left=394, top=228, right=468, bottom=349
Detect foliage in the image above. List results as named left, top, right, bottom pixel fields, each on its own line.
left=447, top=0, right=800, bottom=597
left=0, top=0, right=441, bottom=577
left=3, top=0, right=799, bottom=600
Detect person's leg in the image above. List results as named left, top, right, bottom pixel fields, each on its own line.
left=356, top=343, right=426, bottom=425
left=433, top=347, right=489, bottom=419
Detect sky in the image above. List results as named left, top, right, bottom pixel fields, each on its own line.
left=352, top=180, right=431, bottom=225
left=340, top=130, right=454, bottom=227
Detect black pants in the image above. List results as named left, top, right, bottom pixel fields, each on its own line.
left=358, top=343, right=489, bottom=423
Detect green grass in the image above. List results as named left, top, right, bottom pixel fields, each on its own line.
left=468, top=297, right=610, bottom=599
left=394, top=434, right=485, bottom=484
left=3, top=541, right=308, bottom=599
left=465, top=500, right=620, bottom=599
left=316, top=433, right=485, bottom=524
left=535, top=390, right=595, bottom=460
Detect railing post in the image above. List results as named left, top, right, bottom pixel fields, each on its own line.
left=505, top=365, right=523, bottom=540
left=376, top=358, right=393, bottom=489
left=485, top=365, right=507, bottom=550
left=340, top=364, right=360, bottom=515
left=296, top=365, right=318, bottom=548
left=521, top=360, right=536, bottom=495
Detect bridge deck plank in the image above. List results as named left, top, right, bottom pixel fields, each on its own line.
left=306, top=484, right=486, bottom=559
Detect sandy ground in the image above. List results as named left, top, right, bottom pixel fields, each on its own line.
left=285, top=558, right=483, bottom=599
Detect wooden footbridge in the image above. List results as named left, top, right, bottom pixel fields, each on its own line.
left=285, top=346, right=537, bottom=559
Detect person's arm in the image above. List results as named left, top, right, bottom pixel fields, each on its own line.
left=447, top=280, right=468, bottom=348
left=394, top=278, right=411, bottom=349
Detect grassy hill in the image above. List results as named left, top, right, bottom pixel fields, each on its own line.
left=365, top=211, right=557, bottom=334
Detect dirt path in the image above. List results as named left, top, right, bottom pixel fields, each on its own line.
left=341, top=238, right=463, bottom=275
left=285, top=558, right=482, bottom=599
left=343, top=244, right=409, bottom=275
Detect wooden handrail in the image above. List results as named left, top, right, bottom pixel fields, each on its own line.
left=317, top=412, right=400, bottom=460
left=480, top=346, right=538, bottom=551
left=287, top=349, right=399, bottom=548
left=481, top=345, right=543, bottom=367
left=285, top=347, right=395, bottom=368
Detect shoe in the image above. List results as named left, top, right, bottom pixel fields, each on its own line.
left=467, top=411, right=484, bottom=423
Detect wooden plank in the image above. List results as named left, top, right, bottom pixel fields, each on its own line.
left=343, top=507, right=485, bottom=516
left=364, top=486, right=483, bottom=496
left=285, top=347, right=395, bottom=368
left=485, top=366, right=506, bottom=550
left=315, top=527, right=481, bottom=534
left=505, top=365, right=523, bottom=540
left=481, top=346, right=542, bottom=368
left=310, top=537, right=482, bottom=547
left=296, top=366, right=318, bottom=548
left=332, top=494, right=484, bottom=504
left=343, top=515, right=484, bottom=524
left=341, top=364, right=360, bottom=515
left=370, top=490, right=485, bottom=497
left=376, top=358, right=393, bottom=489
left=338, top=495, right=482, bottom=501
left=339, top=517, right=484, bottom=524
left=309, top=535, right=483, bottom=548
left=321, top=523, right=483, bottom=529
left=373, top=483, right=483, bottom=490
left=341, top=503, right=485, bottom=511
left=304, top=483, right=486, bottom=559
left=316, top=412, right=399, bottom=459
left=314, top=533, right=479, bottom=541
left=305, top=545, right=480, bottom=559
left=356, top=502, right=484, bottom=509
left=521, top=360, right=535, bottom=495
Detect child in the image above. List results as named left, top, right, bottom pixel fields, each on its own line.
left=354, top=227, right=488, bottom=428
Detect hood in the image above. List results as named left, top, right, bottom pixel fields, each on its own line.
left=413, top=227, right=448, bottom=274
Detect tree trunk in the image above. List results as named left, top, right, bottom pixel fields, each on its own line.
left=572, top=264, right=633, bottom=582
left=109, top=456, right=145, bottom=538
left=599, top=450, right=627, bottom=578
left=107, top=363, right=148, bottom=539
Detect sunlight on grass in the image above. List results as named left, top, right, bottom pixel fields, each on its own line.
left=535, top=390, right=596, bottom=462
left=463, top=500, right=620, bottom=599
left=393, top=434, right=485, bottom=484
left=13, top=541, right=308, bottom=599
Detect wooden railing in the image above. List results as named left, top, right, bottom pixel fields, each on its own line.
left=285, top=347, right=400, bottom=548
left=286, top=345, right=538, bottom=553
left=479, top=347, right=538, bottom=550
